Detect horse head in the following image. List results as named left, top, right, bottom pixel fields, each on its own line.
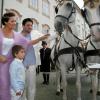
left=83, top=0, right=100, bottom=41
left=84, top=0, right=99, bottom=8
left=54, top=0, right=76, bottom=36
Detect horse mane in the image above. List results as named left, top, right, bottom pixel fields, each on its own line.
left=55, top=0, right=74, bottom=4
left=55, top=0, right=64, bottom=2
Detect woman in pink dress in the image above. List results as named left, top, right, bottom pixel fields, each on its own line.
left=0, top=12, right=49, bottom=100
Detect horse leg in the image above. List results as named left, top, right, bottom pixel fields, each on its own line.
left=56, top=70, right=61, bottom=95
left=76, top=65, right=81, bottom=100
left=60, top=75, right=63, bottom=92
left=61, top=65, right=67, bottom=100
left=91, top=70, right=98, bottom=100
left=97, top=70, right=100, bottom=95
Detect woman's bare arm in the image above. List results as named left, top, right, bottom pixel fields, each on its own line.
left=0, top=55, right=7, bottom=63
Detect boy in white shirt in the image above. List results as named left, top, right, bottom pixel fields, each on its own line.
left=9, top=45, right=25, bottom=100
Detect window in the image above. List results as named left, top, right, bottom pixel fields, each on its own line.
left=29, top=0, right=38, bottom=10
left=42, top=0, right=50, bottom=16
left=32, top=18, right=39, bottom=30
left=33, top=24, right=38, bottom=30
left=42, top=24, right=50, bottom=34
left=16, top=0, right=23, bottom=3
left=15, top=22, right=19, bottom=31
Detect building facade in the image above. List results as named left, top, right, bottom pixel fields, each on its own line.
left=0, top=0, right=4, bottom=27
left=1, top=0, right=56, bottom=34
left=1, top=0, right=90, bottom=44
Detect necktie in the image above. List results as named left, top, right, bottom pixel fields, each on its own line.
left=43, top=49, right=45, bottom=59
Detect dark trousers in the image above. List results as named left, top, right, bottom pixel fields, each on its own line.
left=43, top=73, right=49, bottom=83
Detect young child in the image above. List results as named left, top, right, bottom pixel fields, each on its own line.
left=9, top=45, right=26, bottom=100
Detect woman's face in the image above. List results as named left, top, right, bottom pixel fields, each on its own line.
left=5, top=17, right=16, bottom=29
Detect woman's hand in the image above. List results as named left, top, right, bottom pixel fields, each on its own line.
left=0, top=55, right=7, bottom=63
left=16, top=91, right=22, bottom=96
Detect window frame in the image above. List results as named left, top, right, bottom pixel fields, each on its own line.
left=28, top=0, right=38, bottom=11
left=42, top=24, right=50, bottom=34
left=16, top=0, right=23, bottom=3
left=42, top=0, right=50, bottom=17
left=32, top=18, right=39, bottom=30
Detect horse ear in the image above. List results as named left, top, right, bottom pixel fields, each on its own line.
left=81, top=9, right=89, bottom=25
left=81, top=9, right=85, bottom=18
left=55, top=7, right=58, bottom=14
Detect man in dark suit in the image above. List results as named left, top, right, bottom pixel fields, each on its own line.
left=40, top=41, right=51, bottom=85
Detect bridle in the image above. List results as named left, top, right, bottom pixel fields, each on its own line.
left=83, top=0, right=100, bottom=28
left=55, top=1, right=76, bottom=23
left=82, top=9, right=100, bottom=28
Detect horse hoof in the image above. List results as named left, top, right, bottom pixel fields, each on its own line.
left=56, top=92, right=60, bottom=96
left=97, top=91, right=100, bottom=95
left=89, top=89, right=93, bottom=93
left=60, top=89, right=63, bottom=92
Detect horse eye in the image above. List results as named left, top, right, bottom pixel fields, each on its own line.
left=84, top=8, right=87, bottom=13
left=55, top=7, right=58, bottom=14
left=66, top=3, right=72, bottom=7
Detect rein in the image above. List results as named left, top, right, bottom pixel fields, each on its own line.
left=90, top=23, right=100, bottom=28
left=67, top=25, right=86, bottom=41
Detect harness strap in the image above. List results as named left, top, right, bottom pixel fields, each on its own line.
left=67, top=25, right=86, bottom=41
left=90, top=23, right=100, bottom=28
left=85, top=49, right=100, bottom=57
left=90, top=40, right=97, bottom=49
left=53, top=47, right=83, bottom=61
left=84, top=40, right=100, bottom=64
left=62, top=35, right=86, bottom=68
left=85, top=39, right=100, bottom=57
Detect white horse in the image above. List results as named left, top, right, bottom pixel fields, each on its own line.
left=51, top=0, right=89, bottom=100
left=82, top=0, right=100, bottom=100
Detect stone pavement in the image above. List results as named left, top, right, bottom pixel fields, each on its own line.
left=35, top=71, right=100, bottom=100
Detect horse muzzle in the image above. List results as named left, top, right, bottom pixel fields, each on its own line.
left=54, top=21, right=64, bottom=34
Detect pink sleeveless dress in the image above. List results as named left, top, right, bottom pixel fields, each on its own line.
left=0, top=31, right=29, bottom=100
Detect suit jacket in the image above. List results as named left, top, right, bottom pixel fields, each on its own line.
left=40, top=48, right=51, bottom=72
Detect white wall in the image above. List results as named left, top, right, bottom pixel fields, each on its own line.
left=3, top=0, right=56, bottom=33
